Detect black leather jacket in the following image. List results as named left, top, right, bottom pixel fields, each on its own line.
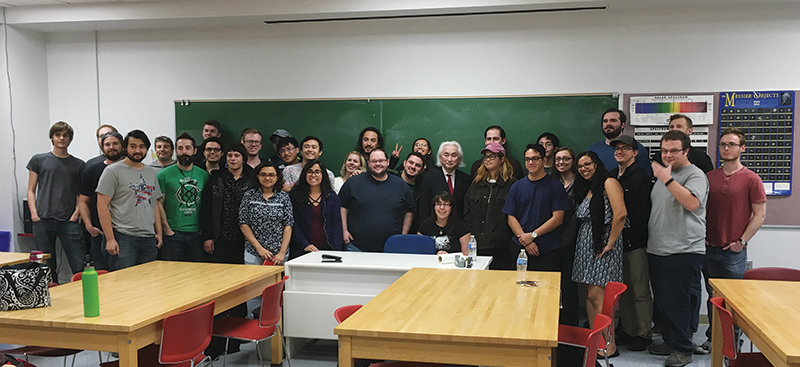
left=463, top=176, right=517, bottom=250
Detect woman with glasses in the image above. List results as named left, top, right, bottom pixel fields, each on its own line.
left=572, top=151, right=628, bottom=358
left=418, top=193, right=470, bottom=255
left=334, top=151, right=365, bottom=193
left=288, top=159, right=344, bottom=260
left=393, top=137, right=435, bottom=172
left=239, top=162, right=294, bottom=266
left=552, top=146, right=581, bottom=325
left=464, top=142, right=517, bottom=269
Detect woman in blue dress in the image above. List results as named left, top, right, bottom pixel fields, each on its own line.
left=572, top=151, right=627, bottom=357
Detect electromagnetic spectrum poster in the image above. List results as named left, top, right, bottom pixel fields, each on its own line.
left=719, top=91, right=794, bottom=196
left=630, top=95, right=714, bottom=126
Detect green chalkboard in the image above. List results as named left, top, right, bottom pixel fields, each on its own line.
left=175, top=95, right=618, bottom=172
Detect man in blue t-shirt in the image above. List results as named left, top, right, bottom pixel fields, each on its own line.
left=502, top=144, right=570, bottom=271
left=339, top=149, right=415, bottom=252
left=587, top=108, right=652, bottom=177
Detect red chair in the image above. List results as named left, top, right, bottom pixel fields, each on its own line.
left=213, top=275, right=288, bottom=367
left=559, top=314, right=613, bottom=367
left=333, top=304, right=439, bottom=367
left=559, top=281, right=626, bottom=367
left=334, top=304, right=362, bottom=323
left=100, top=300, right=216, bottom=367
left=743, top=267, right=800, bottom=281
left=70, top=269, right=109, bottom=282
left=262, top=259, right=274, bottom=266
left=709, top=297, right=772, bottom=367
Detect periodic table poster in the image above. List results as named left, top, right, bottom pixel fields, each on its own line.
left=719, top=91, right=794, bottom=195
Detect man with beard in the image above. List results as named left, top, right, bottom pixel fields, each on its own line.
left=78, top=131, right=124, bottom=270
left=339, top=149, right=415, bottom=252
left=97, top=130, right=163, bottom=271
left=355, top=127, right=384, bottom=160
left=391, top=151, right=426, bottom=233
left=85, top=124, right=118, bottom=168
left=588, top=108, right=652, bottom=177
left=157, top=132, right=210, bottom=261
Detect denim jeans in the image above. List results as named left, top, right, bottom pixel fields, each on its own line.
left=90, top=234, right=109, bottom=271
left=160, top=231, right=203, bottom=262
left=345, top=243, right=362, bottom=252
left=107, top=230, right=158, bottom=271
left=244, top=251, right=264, bottom=317
left=649, top=253, right=704, bottom=355
left=32, top=219, right=86, bottom=275
left=704, top=245, right=747, bottom=340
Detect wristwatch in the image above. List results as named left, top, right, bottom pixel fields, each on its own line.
left=739, top=238, right=748, bottom=247
left=531, top=232, right=538, bottom=240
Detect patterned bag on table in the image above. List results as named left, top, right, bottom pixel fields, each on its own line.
left=0, top=262, right=52, bottom=311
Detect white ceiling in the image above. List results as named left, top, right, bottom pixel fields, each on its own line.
left=2, top=0, right=800, bottom=32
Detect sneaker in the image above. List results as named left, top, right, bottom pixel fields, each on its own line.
left=693, top=340, right=711, bottom=355
left=648, top=342, right=673, bottom=356
left=664, top=351, right=693, bottom=367
left=628, top=336, right=652, bottom=351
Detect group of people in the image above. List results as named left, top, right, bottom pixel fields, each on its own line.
left=27, top=107, right=766, bottom=367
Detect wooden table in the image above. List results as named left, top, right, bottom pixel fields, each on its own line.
left=710, top=278, right=800, bottom=367
left=0, top=252, right=51, bottom=266
left=0, top=261, right=284, bottom=367
left=334, top=268, right=560, bottom=367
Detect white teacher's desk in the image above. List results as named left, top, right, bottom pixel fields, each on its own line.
left=283, top=251, right=492, bottom=354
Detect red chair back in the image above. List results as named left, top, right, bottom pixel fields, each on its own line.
left=259, top=275, right=289, bottom=328
left=71, top=270, right=110, bottom=283
left=334, top=305, right=363, bottom=324
left=744, top=267, right=800, bottom=281
left=709, top=297, right=738, bottom=360
left=582, top=314, right=612, bottom=367
left=600, top=281, right=627, bottom=347
left=158, top=300, right=215, bottom=364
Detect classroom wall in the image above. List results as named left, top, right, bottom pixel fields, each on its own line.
left=1, top=23, right=51, bottom=246
left=3, top=3, right=800, bottom=272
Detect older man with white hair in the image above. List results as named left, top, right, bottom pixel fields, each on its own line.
left=418, top=141, right=470, bottom=221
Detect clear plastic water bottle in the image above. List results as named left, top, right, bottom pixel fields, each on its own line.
left=468, top=235, right=477, bottom=263
left=516, top=249, right=528, bottom=284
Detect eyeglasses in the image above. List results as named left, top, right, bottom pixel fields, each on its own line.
left=244, top=140, right=262, bottom=145
left=307, top=170, right=323, bottom=176
left=554, top=157, right=572, bottom=163
left=278, top=147, right=296, bottom=154
left=434, top=202, right=452, bottom=207
left=719, top=143, right=742, bottom=149
left=368, top=159, right=388, bottom=164
left=483, top=154, right=501, bottom=161
left=576, top=162, right=595, bottom=170
left=613, top=146, right=634, bottom=152
left=258, top=172, right=278, bottom=179
left=661, top=148, right=686, bottom=155
left=524, top=156, right=543, bottom=163
left=205, top=147, right=222, bottom=153
left=539, top=142, right=554, bottom=147
left=414, top=142, right=428, bottom=147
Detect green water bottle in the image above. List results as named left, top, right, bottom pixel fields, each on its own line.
left=81, top=254, right=100, bottom=317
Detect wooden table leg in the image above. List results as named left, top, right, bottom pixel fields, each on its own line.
left=338, top=336, right=354, bottom=367
left=711, top=297, right=723, bottom=367
left=271, top=321, right=283, bottom=365
left=117, top=338, right=139, bottom=367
